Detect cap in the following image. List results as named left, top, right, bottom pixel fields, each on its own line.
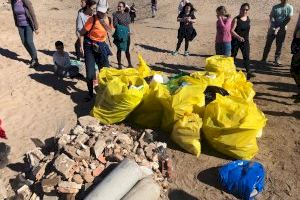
left=97, top=6, right=107, bottom=13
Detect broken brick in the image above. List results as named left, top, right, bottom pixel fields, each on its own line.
left=82, top=171, right=94, bottom=183
left=53, top=154, right=76, bottom=179
left=92, top=164, right=105, bottom=177
left=93, top=139, right=106, bottom=159
left=57, top=181, right=82, bottom=194
left=42, top=176, right=60, bottom=193
left=97, top=153, right=106, bottom=164
left=72, top=174, right=83, bottom=184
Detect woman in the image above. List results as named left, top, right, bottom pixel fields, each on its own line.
left=172, top=3, right=196, bottom=57
left=75, top=0, right=97, bottom=61
left=215, top=6, right=232, bottom=56
left=80, top=6, right=112, bottom=100
left=129, top=3, right=137, bottom=23
left=11, top=0, right=39, bottom=67
left=291, top=13, right=300, bottom=102
left=113, top=1, right=133, bottom=69
left=231, top=3, right=255, bottom=80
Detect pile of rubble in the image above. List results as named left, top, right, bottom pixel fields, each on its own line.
left=14, top=116, right=171, bottom=200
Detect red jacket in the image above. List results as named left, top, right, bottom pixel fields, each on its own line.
left=0, top=119, right=7, bottom=139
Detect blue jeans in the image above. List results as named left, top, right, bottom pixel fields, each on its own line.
left=215, top=42, right=231, bottom=56
left=84, top=39, right=110, bottom=97
left=18, top=26, right=37, bottom=60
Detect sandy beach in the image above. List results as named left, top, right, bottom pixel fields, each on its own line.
left=0, top=0, right=299, bottom=199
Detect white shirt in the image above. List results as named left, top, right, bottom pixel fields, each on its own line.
left=53, top=52, right=71, bottom=68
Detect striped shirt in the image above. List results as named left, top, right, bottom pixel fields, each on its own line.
left=113, top=11, right=131, bottom=28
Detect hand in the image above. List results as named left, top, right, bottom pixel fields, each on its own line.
left=238, top=37, right=245, bottom=42
left=274, top=27, right=280, bottom=35
left=80, top=46, right=84, bottom=57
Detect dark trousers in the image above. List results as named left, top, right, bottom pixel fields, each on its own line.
left=262, top=28, right=286, bottom=60
left=176, top=37, right=189, bottom=51
left=84, top=41, right=109, bottom=97
left=75, top=38, right=81, bottom=60
left=17, top=26, right=37, bottom=60
left=231, top=39, right=250, bottom=72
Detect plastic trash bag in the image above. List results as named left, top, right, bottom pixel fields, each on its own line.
left=166, top=75, right=207, bottom=94
left=136, top=54, right=152, bottom=78
left=161, top=84, right=205, bottom=132
left=205, top=55, right=236, bottom=79
left=129, top=82, right=171, bottom=129
left=204, top=86, right=229, bottom=105
left=98, top=67, right=141, bottom=86
left=171, top=113, right=202, bottom=157
left=91, top=76, right=149, bottom=125
left=222, top=71, right=256, bottom=102
left=203, top=94, right=267, bottom=160
left=190, top=71, right=225, bottom=87
left=219, top=160, right=265, bottom=200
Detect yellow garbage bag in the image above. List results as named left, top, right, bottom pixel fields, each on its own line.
left=223, top=71, right=255, bottom=102
left=203, top=94, right=267, bottom=160
left=161, top=85, right=206, bottom=133
left=129, top=82, right=171, bottom=129
left=205, top=55, right=236, bottom=79
left=91, top=76, right=149, bottom=125
left=98, top=67, right=140, bottom=86
left=191, top=71, right=225, bottom=87
left=136, top=54, right=152, bottom=78
left=171, top=113, right=202, bottom=157
left=98, top=55, right=152, bottom=85
left=166, top=75, right=208, bottom=94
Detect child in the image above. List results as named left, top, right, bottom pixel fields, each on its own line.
left=53, top=41, right=80, bottom=78
left=291, top=28, right=300, bottom=102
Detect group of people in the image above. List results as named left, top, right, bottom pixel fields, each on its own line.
left=172, top=0, right=295, bottom=80
left=10, top=0, right=300, bottom=102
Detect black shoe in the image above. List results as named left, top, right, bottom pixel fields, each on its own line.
left=247, top=72, right=256, bottom=80
left=29, top=59, right=39, bottom=68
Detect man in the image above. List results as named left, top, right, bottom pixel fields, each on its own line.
left=151, top=0, right=157, bottom=18
left=262, top=0, right=293, bottom=66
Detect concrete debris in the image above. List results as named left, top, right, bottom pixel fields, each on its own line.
left=53, top=154, right=76, bottom=179
left=78, top=116, right=99, bottom=128
left=17, top=184, right=32, bottom=199
left=26, top=148, right=45, bottom=167
left=11, top=116, right=170, bottom=199
left=57, top=181, right=82, bottom=194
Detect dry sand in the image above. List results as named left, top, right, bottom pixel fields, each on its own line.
left=0, top=0, right=299, bottom=199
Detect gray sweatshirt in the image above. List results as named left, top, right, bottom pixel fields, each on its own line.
left=76, top=10, right=89, bottom=37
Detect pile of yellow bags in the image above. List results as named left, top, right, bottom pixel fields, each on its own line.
left=91, top=55, right=267, bottom=160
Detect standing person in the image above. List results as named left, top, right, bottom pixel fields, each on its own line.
left=291, top=13, right=300, bottom=102
left=75, top=0, right=97, bottom=61
left=178, top=0, right=190, bottom=14
left=113, top=1, right=133, bottom=69
left=79, top=6, right=112, bottom=100
left=215, top=6, right=232, bottom=56
left=11, top=0, right=39, bottom=67
left=172, top=3, right=196, bottom=57
left=231, top=3, right=255, bottom=80
left=151, top=0, right=157, bottom=18
left=97, top=0, right=109, bottom=9
left=262, top=0, right=293, bottom=66
left=129, top=3, right=137, bottom=23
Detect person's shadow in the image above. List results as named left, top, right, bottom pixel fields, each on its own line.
left=0, top=47, right=30, bottom=64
